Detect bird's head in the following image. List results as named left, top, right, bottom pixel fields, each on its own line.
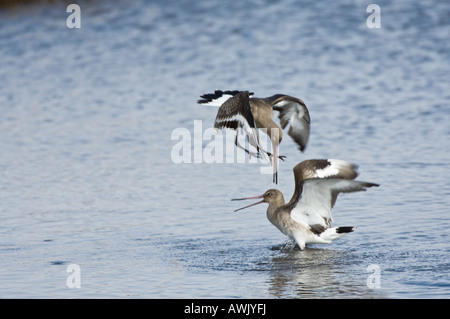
left=232, top=189, right=284, bottom=212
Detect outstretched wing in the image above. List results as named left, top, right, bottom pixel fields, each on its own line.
left=290, top=178, right=379, bottom=232
left=213, top=91, right=256, bottom=130
left=211, top=91, right=266, bottom=157
left=288, top=159, right=360, bottom=205
left=198, top=90, right=254, bottom=107
left=269, top=95, right=310, bottom=152
left=294, top=159, right=359, bottom=181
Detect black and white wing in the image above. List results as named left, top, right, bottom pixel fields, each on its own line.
left=203, top=91, right=263, bottom=157
left=294, top=159, right=359, bottom=181
left=268, top=95, right=310, bottom=152
left=290, top=178, right=379, bottom=233
left=212, top=91, right=255, bottom=130
left=288, top=159, right=360, bottom=205
left=198, top=90, right=254, bottom=107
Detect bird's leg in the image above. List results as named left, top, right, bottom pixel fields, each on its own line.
left=265, top=129, right=286, bottom=161
left=293, top=233, right=306, bottom=250
left=245, top=128, right=271, bottom=161
left=272, top=141, right=278, bottom=184
left=270, top=129, right=282, bottom=184
left=234, top=135, right=260, bottom=158
left=282, top=240, right=296, bottom=251
left=265, top=151, right=287, bottom=161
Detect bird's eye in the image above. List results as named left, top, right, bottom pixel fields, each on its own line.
left=266, top=192, right=271, bottom=197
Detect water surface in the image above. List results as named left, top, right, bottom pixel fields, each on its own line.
left=0, top=0, right=449, bottom=298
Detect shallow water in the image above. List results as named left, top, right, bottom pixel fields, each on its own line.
left=0, top=0, right=449, bottom=298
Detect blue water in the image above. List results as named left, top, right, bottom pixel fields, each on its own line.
left=0, top=0, right=449, bottom=298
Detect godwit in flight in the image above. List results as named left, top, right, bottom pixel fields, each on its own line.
left=232, top=159, right=379, bottom=250
left=198, top=90, right=310, bottom=184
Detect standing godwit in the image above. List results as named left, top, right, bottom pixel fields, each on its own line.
left=198, top=90, right=310, bottom=184
left=232, top=159, right=379, bottom=250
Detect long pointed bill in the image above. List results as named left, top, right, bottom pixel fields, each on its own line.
left=231, top=195, right=264, bottom=212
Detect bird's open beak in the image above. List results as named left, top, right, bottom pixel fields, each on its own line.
left=231, top=195, right=264, bottom=212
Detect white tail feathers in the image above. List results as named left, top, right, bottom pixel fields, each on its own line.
left=320, top=226, right=355, bottom=242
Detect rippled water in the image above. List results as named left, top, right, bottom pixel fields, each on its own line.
left=0, top=0, right=449, bottom=298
